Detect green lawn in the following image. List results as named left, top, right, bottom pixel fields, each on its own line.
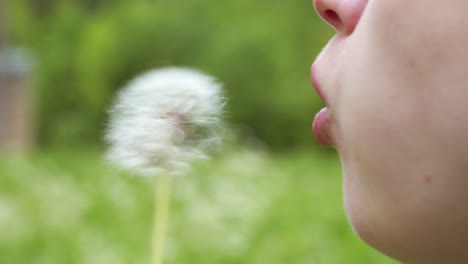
left=0, top=148, right=398, bottom=264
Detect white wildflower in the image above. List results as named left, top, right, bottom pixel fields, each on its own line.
left=105, top=67, right=225, bottom=176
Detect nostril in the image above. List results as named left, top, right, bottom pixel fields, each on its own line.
left=324, top=9, right=342, bottom=28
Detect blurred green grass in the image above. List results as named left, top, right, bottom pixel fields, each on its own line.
left=0, top=148, right=397, bottom=264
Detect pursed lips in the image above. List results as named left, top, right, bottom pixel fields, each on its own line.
left=311, top=63, right=334, bottom=146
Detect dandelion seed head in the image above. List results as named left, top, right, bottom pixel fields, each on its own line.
left=105, top=67, right=225, bottom=176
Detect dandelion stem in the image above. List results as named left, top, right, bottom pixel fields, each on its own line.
left=152, top=175, right=173, bottom=264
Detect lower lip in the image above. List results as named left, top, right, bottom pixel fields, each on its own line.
left=312, top=107, right=333, bottom=146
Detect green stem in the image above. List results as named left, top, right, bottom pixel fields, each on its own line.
left=152, top=175, right=173, bottom=264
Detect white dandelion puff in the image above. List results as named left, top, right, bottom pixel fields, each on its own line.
left=105, top=67, right=225, bottom=177
left=104, top=67, right=225, bottom=264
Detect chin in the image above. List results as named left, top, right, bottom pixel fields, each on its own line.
left=344, top=195, right=404, bottom=263
left=342, top=168, right=468, bottom=264
left=342, top=170, right=405, bottom=263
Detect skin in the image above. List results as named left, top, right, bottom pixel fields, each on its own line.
left=312, top=0, right=468, bottom=263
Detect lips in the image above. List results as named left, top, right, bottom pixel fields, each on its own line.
left=313, top=107, right=333, bottom=146
left=311, top=65, right=334, bottom=146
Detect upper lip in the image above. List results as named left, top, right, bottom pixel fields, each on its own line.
left=310, top=64, right=329, bottom=106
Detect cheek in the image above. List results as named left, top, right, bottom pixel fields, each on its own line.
left=332, top=2, right=468, bottom=258
left=319, top=2, right=468, bottom=263
left=335, top=0, right=468, bottom=165
left=337, top=88, right=468, bottom=261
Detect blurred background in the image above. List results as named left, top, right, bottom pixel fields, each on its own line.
left=0, top=0, right=397, bottom=263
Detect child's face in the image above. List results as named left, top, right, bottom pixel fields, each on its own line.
left=313, top=0, right=468, bottom=262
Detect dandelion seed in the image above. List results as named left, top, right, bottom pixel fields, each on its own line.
left=105, top=67, right=225, bottom=264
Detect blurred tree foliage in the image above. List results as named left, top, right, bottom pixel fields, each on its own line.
left=8, top=0, right=334, bottom=149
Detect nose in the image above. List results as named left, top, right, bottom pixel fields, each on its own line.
left=313, top=0, right=368, bottom=34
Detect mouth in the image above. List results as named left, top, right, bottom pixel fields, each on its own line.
left=311, top=65, right=334, bottom=146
